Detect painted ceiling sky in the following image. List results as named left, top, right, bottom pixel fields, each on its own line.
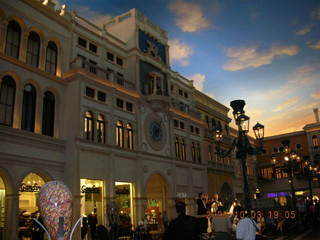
left=56, top=0, right=320, bottom=136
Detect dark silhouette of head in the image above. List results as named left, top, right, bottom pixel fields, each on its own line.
left=175, top=201, right=186, bottom=216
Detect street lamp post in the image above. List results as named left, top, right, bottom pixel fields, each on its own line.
left=302, top=156, right=319, bottom=200
left=281, top=140, right=300, bottom=209
left=214, top=100, right=264, bottom=211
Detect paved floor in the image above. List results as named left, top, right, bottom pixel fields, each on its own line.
left=301, top=228, right=320, bottom=240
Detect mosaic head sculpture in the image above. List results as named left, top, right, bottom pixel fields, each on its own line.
left=38, top=181, right=73, bottom=240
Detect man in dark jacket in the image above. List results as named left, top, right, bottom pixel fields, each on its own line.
left=197, top=192, right=208, bottom=233
left=163, top=201, right=201, bottom=240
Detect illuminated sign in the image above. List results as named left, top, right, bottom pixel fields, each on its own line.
left=19, top=183, right=41, bottom=192
left=267, top=192, right=288, bottom=198
left=81, top=185, right=100, bottom=194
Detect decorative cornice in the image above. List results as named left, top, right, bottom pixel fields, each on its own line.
left=0, top=53, right=66, bottom=85
left=0, top=125, right=66, bottom=152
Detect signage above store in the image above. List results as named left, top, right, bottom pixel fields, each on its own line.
left=81, top=185, right=100, bottom=194
left=267, top=192, right=288, bottom=198
left=19, top=183, right=41, bottom=192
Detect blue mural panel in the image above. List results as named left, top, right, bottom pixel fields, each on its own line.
left=139, top=30, right=166, bottom=63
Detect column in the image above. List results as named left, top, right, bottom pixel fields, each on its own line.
left=19, top=31, right=28, bottom=63
left=5, top=193, right=19, bottom=240
left=0, top=21, right=8, bottom=54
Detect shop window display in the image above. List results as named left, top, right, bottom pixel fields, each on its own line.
left=0, top=177, right=5, bottom=240
left=18, top=173, right=46, bottom=240
left=80, top=179, right=105, bottom=240
left=115, top=182, right=133, bottom=237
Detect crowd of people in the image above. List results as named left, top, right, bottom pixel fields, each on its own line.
left=162, top=193, right=320, bottom=240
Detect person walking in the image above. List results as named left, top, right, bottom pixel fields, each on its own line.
left=163, top=201, right=201, bottom=240
left=236, top=212, right=258, bottom=240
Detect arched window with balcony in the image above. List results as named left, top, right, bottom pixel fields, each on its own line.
left=97, top=114, right=106, bottom=144
left=42, top=91, right=55, bottom=137
left=45, top=41, right=58, bottom=75
left=127, top=123, right=134, bottom=150
left=21, top=84, right=36, bottom=132
left=26, top=32, right=40, bottom=67
left=5, top=20, right=21, bottom=58
left=116, top=120, right=124, bottom=147
left=0, top=76, right=16, bottom=126
left=84, top=111, right=94, bottom=141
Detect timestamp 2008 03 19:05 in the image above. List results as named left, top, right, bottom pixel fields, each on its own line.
left=234, top=210, right=296, bottom=219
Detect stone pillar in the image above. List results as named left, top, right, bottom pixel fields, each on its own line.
left=5, top=193, right=19, bottom=240
left=19, top=31, right=28, bottom=63
left=39, top=40, right=46, bottom=71
left=0, top=21, right=8, bottom=54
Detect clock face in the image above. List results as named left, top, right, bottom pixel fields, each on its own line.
left=149, top=121, right=162, bottom=142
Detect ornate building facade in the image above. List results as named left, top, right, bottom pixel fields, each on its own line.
left=0, top=0, right=244, bottom=239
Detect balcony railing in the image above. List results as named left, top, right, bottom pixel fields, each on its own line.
left=171, top=101, right=202, bottom=119
left=208, top=161, right=234, bottom=173
left=70, top=57, right=136, bottom=90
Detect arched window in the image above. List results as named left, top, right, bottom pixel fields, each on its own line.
left=26, top=32, right=40, bottom=67
left=116, top=120, right=124, bottom=147
left=5, top=21, right=21, bottom=58
left=196, top=143, right=201, bottom=163
left=84, top=111, right=94, bottom=141
left=127, top=123, right=134, bottom=150
left=181, top=139, right=186, bottom=160
left=45, top=41, right=58, bottom=75
left=191, top=142, right=196, bottom=162
left=208, top=145, right=212, bottom=161
left=175, top=137, right=180, bottom=159
left=312, top=135, right=319, bottom=147
left=97, top=114, right=106, bottom=143
left=21, top=84, right=36, bottom=132
left=42, top=91, right=55, bottom=137
left=0, top=76, right=16, bottom=126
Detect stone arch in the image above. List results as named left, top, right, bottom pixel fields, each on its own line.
left=144, top=172, right=170, bottom=220
left=26, top=26, right=45, bottom=41
left=5, top=16, right=27, bottom=31
left=219, top=182, right=234, bottom=208
left=0, top=167, right=14, bottom=195
left=17, top=169, right=53, bottom=189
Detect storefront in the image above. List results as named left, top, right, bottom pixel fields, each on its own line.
left=145, top=174, right=168, bottom=226
left=80, top=179, right=105, bottom=226
left=0, top=176, right=5, bottom=240
left=18, top=173, right=46, bottom=239
left=115, top=182, right=133, bottom=236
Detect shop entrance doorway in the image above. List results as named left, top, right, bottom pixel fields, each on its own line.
left=18, top=172, right=46, bottom=239
left=220, top=182, right=233, bottom=208
left=145, top=174, right=168, bottom=227
left=0, top=176, right=5, bottom=240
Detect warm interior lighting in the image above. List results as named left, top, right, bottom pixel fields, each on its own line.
left=284, top=156, right=289, bottom=161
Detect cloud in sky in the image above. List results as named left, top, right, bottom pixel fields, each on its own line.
left=312, top=8, right=320, bottom=20
left=188, top=73, right=206, bottom=91
left=312, top=91, right=320, bottom=99
left=73, top=5, right=112, bottom=27
left=223, top=45, right=299, bottom=71
left=168, top=39, right=193, bottom=66
left=168, top=0, right=210, bottom=32
left=272, top=96, right=300, bottom=112
left=308, top=40, right=320, bottom=50
left=295, top=25, right=312, bottom=35
left=250, top=64, right=317, bottom=101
